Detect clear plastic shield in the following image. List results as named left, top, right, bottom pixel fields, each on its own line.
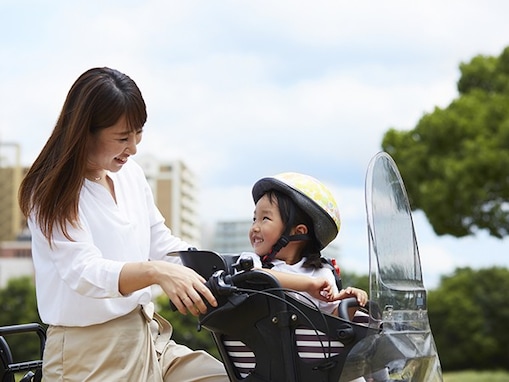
left=340, top=152, right=443, bottom=382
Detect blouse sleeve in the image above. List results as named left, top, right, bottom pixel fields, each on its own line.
left=29, top=214, right=125, bottom=299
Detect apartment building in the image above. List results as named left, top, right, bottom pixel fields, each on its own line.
left=0, top=146, right=201, bottom=285
left=210, top=219, right=342, bottom=262
left=0, top=142, right=24, bottom=242
left=126, top=155, right=201, bottom=247
left=212, top=220, right=252, bottom=254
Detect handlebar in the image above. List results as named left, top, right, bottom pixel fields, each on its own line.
left=204, top=269, right=374, bottom=323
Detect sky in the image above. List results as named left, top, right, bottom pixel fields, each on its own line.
left=2, top=0, right=509, bottom=289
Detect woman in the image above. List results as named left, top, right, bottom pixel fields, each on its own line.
left=18, top=67, right=228, bottom=381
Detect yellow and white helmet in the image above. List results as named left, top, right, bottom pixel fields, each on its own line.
left=252, top=172, right=341, bottom=250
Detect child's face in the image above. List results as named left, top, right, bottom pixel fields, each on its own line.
left=249, top=193, right=285, bottom=256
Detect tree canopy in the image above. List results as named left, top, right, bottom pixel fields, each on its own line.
left=0, top=276, right=44, bottom=364
left=155, top=294, right=220, bottom=359
left=382, top=46, right=509, bottom=238
left=428, top=267, right=509, bottom=371
left=2, top=269, right=509, bottom=373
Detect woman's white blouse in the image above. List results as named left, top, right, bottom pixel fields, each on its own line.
left=29, top=159, right=189, bottom=326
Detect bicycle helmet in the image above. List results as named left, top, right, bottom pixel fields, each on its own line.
left=252, top=172, right=341, bottom=251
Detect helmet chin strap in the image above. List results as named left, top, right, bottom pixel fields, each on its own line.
left=261, top=234, right=310, bottom=268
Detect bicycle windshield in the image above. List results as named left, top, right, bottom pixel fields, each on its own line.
left=339, top=152, right=443, bottom=382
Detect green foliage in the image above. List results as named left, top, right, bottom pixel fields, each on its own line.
left=444, top=370, right=509, bottom=382
left=341, top=271, right=369, bottom=293
left=154, top=264, right=509, bottom=374
left=154, top=294, right=220, bottom=360
left=428, top=267, right=509, bottom=371
left=0, top=276, right=45, bottom=364
left=0, top=277, right=38, bottom=325
left=153, top=272, right=369, bottom=363
left=0, top=277, right=221, bottom=369
left=382, top=46, right=509, bottom=238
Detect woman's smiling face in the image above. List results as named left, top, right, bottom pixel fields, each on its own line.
left=87, top=115, right=143, bottom=174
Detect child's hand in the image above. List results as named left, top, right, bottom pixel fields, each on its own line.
left=331, top=287, right=368, bottom=307
left=309, top=278, right=334, bottom=301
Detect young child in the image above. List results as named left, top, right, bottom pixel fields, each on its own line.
left=239, top=172, right=368, bottom=316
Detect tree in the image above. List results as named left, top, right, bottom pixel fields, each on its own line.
left=428, top=267, right=509, bottom=371
left=155, top=294, right=220, bottom=359
left=154, top=270, right=369, bottom=363
left=382, top=46, right=509, bottom=238
left=341, top=271, right=369, bottom=294
left=0, top=276, right=45, bottom=364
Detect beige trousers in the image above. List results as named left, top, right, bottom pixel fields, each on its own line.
left=42, top=305, right=228, bottom=381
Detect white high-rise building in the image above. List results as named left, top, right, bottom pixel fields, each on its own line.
left=209, top=219, right=342, bottom=262
left=212, top=220, right=252, bottom=254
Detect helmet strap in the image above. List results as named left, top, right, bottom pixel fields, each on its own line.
left=261, top=233, right=310, bottom=268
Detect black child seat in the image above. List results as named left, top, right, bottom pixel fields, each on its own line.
left=0, top=323, right=45, bottom=382
left=176, top=250, right=380, bottom=382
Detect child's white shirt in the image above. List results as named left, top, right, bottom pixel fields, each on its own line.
left=238, top=252, right=340, bottom=314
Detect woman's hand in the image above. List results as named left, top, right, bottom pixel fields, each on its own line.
left=119, top=261, right=218, bottom=316
left=158, top=262, right=218, bottom=316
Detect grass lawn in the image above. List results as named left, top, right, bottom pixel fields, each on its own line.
left=13, top=369, right=509, bottom=381
left=444, top=370, right=509, bottom=382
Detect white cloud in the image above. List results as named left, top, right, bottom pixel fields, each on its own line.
left=2, top=0, right=509, bottom=290
left=418, top=244, right=456, bottom=289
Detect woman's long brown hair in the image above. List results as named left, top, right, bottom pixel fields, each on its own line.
left=18, top=67, right=147, bottom=244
